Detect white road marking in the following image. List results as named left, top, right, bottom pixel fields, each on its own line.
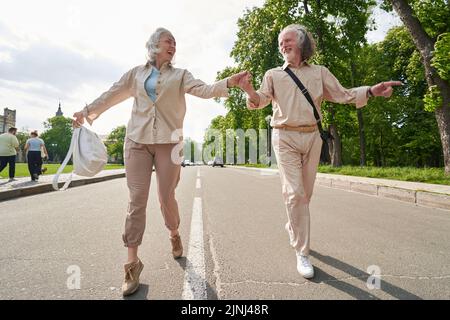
left=196, top=178, right=201, bottom=189
left=181, top=197, right=207, bottom=300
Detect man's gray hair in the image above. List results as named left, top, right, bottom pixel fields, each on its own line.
left=145, top=27, right=174, bottom=66
left=279, top=24, right=316, bottom=61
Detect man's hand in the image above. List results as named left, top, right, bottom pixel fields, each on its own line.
left=370, top=81, right=403, bottom=98
left=72, top=111, right=85, bottom=128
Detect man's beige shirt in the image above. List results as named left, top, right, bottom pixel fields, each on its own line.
left=248, top=61, right=371, bottom=127
left=83, top=62, right=229, bottom=144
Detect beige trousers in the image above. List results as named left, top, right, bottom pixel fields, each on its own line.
left=272, top=129, right=322, bottom=256
left=122, top=138, right=181, bottom=247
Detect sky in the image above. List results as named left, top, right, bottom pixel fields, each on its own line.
left=0, top=0, right=401, bottom=142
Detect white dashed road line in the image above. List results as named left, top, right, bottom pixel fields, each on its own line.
left=182, top=169, right=207, bottom=300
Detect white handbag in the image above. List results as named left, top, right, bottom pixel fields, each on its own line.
left=53, top=126, right=108, bottom=191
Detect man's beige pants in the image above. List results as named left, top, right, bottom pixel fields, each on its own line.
left=122, top=138, right=181, bottom=247
left=272, top=129, right=322, bottom=256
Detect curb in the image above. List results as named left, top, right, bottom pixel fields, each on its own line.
left=0, top=173, right=125, bottom=202
left=315, top=177, right=450, bottom=211
left=229, top=166, right=450, bottom=211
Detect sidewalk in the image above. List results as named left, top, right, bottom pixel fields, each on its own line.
left=0, top=169, right=125, bottom=202
left=230, top=166, right=450, bottom=211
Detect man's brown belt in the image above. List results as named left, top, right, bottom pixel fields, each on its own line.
left=273, top=124, right=318, bottom=133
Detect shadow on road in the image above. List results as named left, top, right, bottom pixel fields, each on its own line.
left=175, top=257, right=218, bottom=300
left=12, top=181, right=39, bottom=188
left=122, top=284, right=150, bottom=300
left=310, top=250, right=422, bottom=300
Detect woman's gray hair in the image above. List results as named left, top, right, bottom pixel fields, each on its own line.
left=145, top=27, right=174, bottom=66
left=279, top=24, right=316, bottom=61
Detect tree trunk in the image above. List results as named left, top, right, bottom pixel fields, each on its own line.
left=329, top=122, right=342, bottom=167
left=357, top=109, right=366, bottom=166
left=351, top=60, right=366, bottom=166
left=380, top=129, right=384, bottom=167
left=390, top=0, right=450, bottom=174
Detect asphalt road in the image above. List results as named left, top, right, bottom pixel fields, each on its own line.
left=0, top=166, right=449, bottom=300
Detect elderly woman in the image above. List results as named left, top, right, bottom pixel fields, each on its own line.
left=24, top=130, right=48, bottom=181
left=73, top=27, right=246, bottom=296
left=238, top=24, right=401, bottom=279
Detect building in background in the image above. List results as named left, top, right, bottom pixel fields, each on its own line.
left=0, top=108, right=16, bottom=134
left=56, top=102, right=63, bottom=117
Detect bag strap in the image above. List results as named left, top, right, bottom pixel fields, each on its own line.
left=52, top=128, right=79, bottom=191
left=284, top=67, right=327, bottom=137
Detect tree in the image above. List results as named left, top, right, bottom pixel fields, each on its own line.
left=386, top=0, right=450, bottom=174
left=15, top=131, right=29, bottom=163
left=106, top=125, right=126, bottom=164
left=344, top=26, right=442, bottom=168
left=40, top=116, right=73, bottom=163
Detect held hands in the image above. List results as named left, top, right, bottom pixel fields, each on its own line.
left=227, top=71, right=250, bottom=88
left=369, top=81, right=403, bottom=98
left=229, top=71, right=259, bottom=108
left=237, top=71, right=255, bottom=94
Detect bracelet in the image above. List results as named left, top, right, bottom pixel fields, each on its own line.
left=368, top=87, right=374, bottom=97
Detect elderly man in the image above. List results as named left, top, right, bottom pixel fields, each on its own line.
left=238, top=24, right=401, bottom=278
left=0, top=127, right=20, bottom=182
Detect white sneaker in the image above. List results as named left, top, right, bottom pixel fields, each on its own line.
left=296, top=253, right=314, bottom=279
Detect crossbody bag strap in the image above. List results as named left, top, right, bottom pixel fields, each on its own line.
left=52, top=128, right=79, bottom=191
left=284, top=67, right=326, bottom=136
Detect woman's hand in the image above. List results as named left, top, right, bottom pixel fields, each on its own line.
left=72, top=111, right=85, bottom=128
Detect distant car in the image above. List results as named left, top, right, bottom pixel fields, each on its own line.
left=212, top=157, right=224, bottom=167
left=207, top=160, right=214, bottom=166
left=181, top=159, right=192, bottom=167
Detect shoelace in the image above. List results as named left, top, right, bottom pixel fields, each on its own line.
left=125, top=263, right=139, bottom=281
left=300, top=256, right=311, bottom=268
left=125, top=267, right=134, bottom=281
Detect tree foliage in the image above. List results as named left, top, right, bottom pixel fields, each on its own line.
left=40, top=116, right=73, bottom=163
left=106, top=125, right=126, bottom=164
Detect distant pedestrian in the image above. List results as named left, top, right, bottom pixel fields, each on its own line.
left=24, top=130, right=48, bottom=181
left=0, top=127, right=19, bottom=182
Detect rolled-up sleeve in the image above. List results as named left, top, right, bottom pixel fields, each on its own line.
left=321, top=66, right=370, bottom=108
left=247, top=70, right=273, bottom=109
left=183, top=70, right=229, bottom=99
left=83, top=67, right=136, bottom=125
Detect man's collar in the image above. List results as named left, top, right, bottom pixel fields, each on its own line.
left=282, top=60, right=309, bottom=70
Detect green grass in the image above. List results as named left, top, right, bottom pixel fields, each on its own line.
left=237, top=164, right=450, bottom=185
left=317, top=165, right=450, bottom=185
left=1, top=163, right=124, bottom=179
left=238, top=163, right=275, bottom=168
